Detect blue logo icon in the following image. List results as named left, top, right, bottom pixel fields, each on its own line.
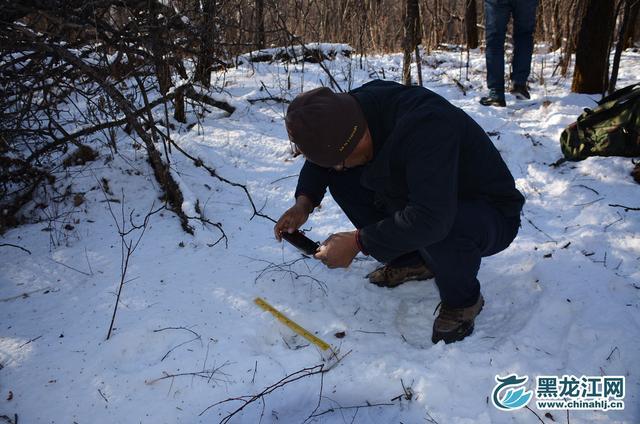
left=492, top=374, right=533, bottom=411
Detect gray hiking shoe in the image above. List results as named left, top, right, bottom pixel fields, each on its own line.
left=480, top=90, right=506, bottom=107
left=432, top=293, right=484, bottom=344
left=510, top=84, right=531, bottom=100
left=367, top=263, right=434, bottom=288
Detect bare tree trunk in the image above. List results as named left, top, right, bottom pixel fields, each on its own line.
left=149, top=1, right=171, bottom=95
left=536, top=0, right=545, bottom=42
left=571, top=0, right=617, bottom=93
left=174, top=92, right=186, bottom=123
left=431, top=0, right=440, bottom=51
left=255, top=0, right=266, bottom=49
left=609, top=0, right=633, bottom=93
left=357, top=0, right=368, bottom=67
left=402, top=0, right=420, bottom=85
left=560, top=0, right=582, bottom=77
left=622, top=0, right=640, bottom=48
left=551, top=0, right=562, bottom=50
left=415, top=45, right=423, bottom=86
left=465, top=0, right=478, bottom=49
left=195, top=0, right=217, bottom=88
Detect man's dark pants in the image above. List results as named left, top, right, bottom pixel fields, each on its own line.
left=484, top=0, right=539, bottom=92
left=328, top=168, right=520, bottom=309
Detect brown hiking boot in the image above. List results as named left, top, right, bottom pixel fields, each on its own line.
left=367, top=263, right=434, bottom=288
left=432, top=293, right=484, bottom=344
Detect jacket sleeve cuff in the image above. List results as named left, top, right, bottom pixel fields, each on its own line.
left=355, top=229, right=368, bottom=256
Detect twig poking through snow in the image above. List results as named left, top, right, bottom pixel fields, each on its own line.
left=18, top=335, right=42, bottom=349
left=604, top=212, right=624, bottom=231
left=269, top=174, right=299, bottom=185
left=48, top=257, right=92, bottom=276
left=573, top=184, right=600, bottom=195
left=573, top=197, right=604, bottom=207
left=153, top=327, right=203, bottom=361
left=246, top=255, right=328, bottom=294
left=0, top=414, right=18, bottom=424
left=305, top=400, right=395, bottom=421
left=100, top=183, right=165, bottom=340
left=354, top=329, right=385, bottom=335
left=205, top=353, right=352, bottom=423
left=425, top=410, right=440, bottom=424
left=523, top=133, right=542, bottom=147
left=606, top=346, right=619, bottom=361
left=608, top=203, right=640, bottom=211
left=0, top=244, right=31, bottom=255
left=524, top=216, right=557, bottom=243
left=525, top=405, right=545, bottom=423
left=168, top=140, right=277, bottom=224
left=1, top=287, right=53, bottom=302
left=145, top=361, right=231, bottom=386
left=391, top=379, right=414, bottom=401
left=201, top=363, right=326, bottom=421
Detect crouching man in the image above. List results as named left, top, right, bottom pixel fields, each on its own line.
left=274, top=80, right=524, bottom=344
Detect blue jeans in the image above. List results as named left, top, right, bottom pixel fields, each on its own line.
left=328, top=167, right=521, bottom=308
left=484, top=0, right=539, bottom=92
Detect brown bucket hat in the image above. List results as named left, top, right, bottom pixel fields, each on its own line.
left=285, top=87, right=367, bottom=167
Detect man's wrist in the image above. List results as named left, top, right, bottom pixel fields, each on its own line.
left=355, top=229, right=368, bottom=255
left=295, top=194, right=314, bottom=214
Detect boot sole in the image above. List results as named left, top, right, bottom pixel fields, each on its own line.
left=480, top=100, right=506, bottom=107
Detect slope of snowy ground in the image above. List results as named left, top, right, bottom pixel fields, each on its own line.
left=1, top=46, right=639, bottom=423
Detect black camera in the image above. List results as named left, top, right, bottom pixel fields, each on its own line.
left=281, top=230, right=320, bottom=256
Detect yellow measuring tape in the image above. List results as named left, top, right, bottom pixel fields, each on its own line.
left=254, top=297, right=332, bottom=352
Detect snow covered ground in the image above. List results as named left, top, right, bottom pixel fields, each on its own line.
left=1, top=46, right=639, bottom=423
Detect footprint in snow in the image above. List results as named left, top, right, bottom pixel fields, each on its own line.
left=394, top=297, right=439, bottom=349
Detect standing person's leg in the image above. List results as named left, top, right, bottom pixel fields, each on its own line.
left=484, top=0, right=512, bottom=94
left=421, top=199, right=520, bottom=343
left=511, top=0, right=539, bottom=87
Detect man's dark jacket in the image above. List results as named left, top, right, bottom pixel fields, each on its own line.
left=295, top=80, right=525, bottom=263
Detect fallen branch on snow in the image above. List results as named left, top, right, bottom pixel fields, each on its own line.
left=145, top=361, right=231, bottom=386
left=246, top=255, right=328, bottom=294
left=0, top=243, right=31, bottom=255
left=608, top=203, right=640, bottom=211
left=202, top=351, right=355, bottom=424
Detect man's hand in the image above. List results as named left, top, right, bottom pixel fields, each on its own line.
left=314, top=231, right=360, bottom=268
left=274, top=196, right=313, bottom=241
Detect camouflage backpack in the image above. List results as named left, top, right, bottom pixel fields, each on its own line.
left=560, top=83, right=640, bottom=161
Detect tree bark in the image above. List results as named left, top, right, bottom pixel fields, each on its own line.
left=622, top=0, right=640, bottom=48
left=560, top=0, right=580, bottom=77
left=195, top=0, right=217, bottom=88
left=609, top=0, right=635, bottom=93
left=402, top=0, right=420, bottom=85
left=571, top=0, right=617, bottom=94
left=255, top=0, right=266, bottom=49
left=464, top=0, right=478, bottom=49
left=551, top=0, right=562, bottom=50
left=148, top=0, right=171, bottom=95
